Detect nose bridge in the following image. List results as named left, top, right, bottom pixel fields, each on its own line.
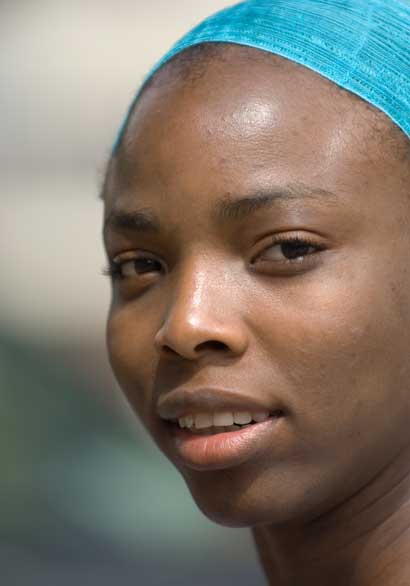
left=168, top=252, right=228, bottom=331
left=174, top=254, right=213, bottom=314
left=155, top=252, right=247, bottom=358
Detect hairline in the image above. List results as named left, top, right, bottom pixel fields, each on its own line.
left=100, top=43, right=409, bottom=202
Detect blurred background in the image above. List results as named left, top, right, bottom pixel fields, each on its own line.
left=1, top=1, right=266, bottom=584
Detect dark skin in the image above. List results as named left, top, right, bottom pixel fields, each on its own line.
left=102, top=46, right=410, bottom=585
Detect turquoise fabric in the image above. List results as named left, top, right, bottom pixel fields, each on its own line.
left=113, top=0, right=410, bottom=152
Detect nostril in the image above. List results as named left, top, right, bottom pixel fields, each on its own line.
left=195, top=340, right=229, bottom=352
left=162, top=345, right=179, bottom=356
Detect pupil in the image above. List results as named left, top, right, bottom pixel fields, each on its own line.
left=282, top=242, right=310, bottom=259
left=134, top=258, right=160, bottom=274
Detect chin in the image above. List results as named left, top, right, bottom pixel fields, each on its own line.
left=180, top=465, right=314, bottom=529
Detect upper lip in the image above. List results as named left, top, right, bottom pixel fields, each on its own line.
left=157, top=387, right=285, bottom=421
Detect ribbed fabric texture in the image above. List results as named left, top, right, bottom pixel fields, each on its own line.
left=113, top=0, right=410, bottom=152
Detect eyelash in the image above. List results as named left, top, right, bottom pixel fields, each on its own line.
left=102, top=235, right=326, bottom=281
left=102, top=264, right=122, bottom=280
left=101, top=258, right=161, bottom=281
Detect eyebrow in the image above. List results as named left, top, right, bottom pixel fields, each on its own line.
left=215, top=184, right=339, bottom=221
left=104, top=207, right=160, bottom=233
left=103, top=183, right=339, bottom=236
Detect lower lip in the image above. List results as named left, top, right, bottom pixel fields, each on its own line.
left=167, top=416, right=285, bottom=471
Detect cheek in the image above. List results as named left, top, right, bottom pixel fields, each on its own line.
left=253, top=262, right=410, bottom=455
left=106, top=302, right=158, bottom=421
left=196, top=266, right=410, bottom=525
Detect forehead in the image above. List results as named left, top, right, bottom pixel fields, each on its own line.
left=105, top=47, right=400, bottom=217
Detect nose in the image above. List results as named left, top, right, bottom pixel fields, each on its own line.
left=154, top=259, right=248, bottom=361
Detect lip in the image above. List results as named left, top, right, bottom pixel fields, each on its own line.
left=165, top=414, right=285, bottom=471
left=157, top=387, right=285, bottom=421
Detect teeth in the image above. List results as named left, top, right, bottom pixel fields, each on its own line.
left=252, top=411, right=270, bottom=423
left=177, top=410, right=273, bottom=430
left=213, top=412, right=234, bottom=426
left=195, top=413, right=213, bottom=429
left=190, top=425, right=240, bottom=435
left=233, top=412, right=252, bottom=425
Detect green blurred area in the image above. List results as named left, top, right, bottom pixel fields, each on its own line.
left=0, top=328, right=264, bottom=584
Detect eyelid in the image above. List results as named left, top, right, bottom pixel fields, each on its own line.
left=112, top=250, right=162, bottom=264
left=251, top=232, right=326, bottom=260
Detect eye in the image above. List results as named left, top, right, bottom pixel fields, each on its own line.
left=121, top=257, right=162, bottom=278
left=251, top=235, right=326, bottom=272
left=262, top=239, right=318, bottom=262
left=103, top=256, right=163, bottom=281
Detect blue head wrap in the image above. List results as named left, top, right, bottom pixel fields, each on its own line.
left=113, top=0, right=410, bottom=153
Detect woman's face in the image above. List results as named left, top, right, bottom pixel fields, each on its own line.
left=103, top=51, right=410, bottom=527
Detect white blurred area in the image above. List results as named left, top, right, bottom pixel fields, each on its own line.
left=0, top=4, right=267, bottom=583
left=1, top=0, right=228, bottom=343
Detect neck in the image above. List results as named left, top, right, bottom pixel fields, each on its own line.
left=252, top=444, right=410, bottom=586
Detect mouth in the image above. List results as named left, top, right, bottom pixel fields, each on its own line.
left=168, top=409, right=285, bottom=433
left=164, top=410, right=286, bottom=471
